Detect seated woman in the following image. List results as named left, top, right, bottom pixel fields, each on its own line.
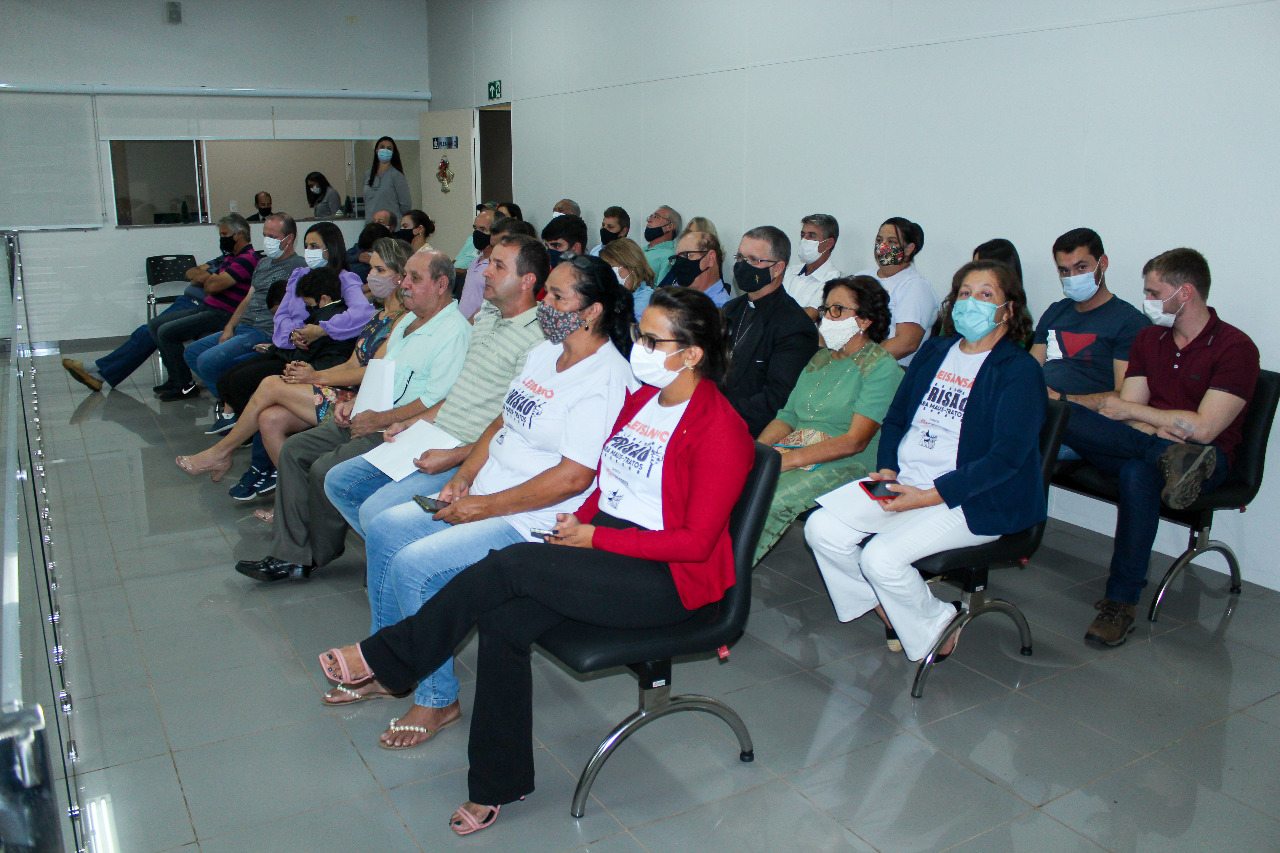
left=804, top=260, right=1046, bottom=662
left=599, top=237, right=656, bottom=320
left=754, top=276, right=902, bottom=564
left=315, top=286, right=755, bottom=834
left=175, top=238, right=411, bottom=491
left=306, top=171, right=343, bottom=218
left=325, top=255, right=636, bottom=751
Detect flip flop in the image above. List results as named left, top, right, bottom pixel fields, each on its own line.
left=449, top=804, right=499, bottom=835
left=318, top=646, right=371, bottom=684
left=378, top=713, right=461, bottom=750
left=321, top=681, right=411, bottom=707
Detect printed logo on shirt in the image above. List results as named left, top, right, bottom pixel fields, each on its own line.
left=918, top=370, right=972, bottom=418
left=522, top=377, right=554, bottom=398
left=919, top=429, right=938, bottom=449
left=601, top=421, right=667, bottom=478
left=605, top=489, right=624, bottom=509
left=502, top=385, right=546, bottom=429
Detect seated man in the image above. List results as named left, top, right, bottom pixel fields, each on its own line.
left=325, top=232, right=549, bottom=532
left=669, top=229, right=730, bottom=307
left=235, top=249, right=473, bottom=582
left=782, top=213, right=842, bottom=321
left=552, top=198, right=581, bottom=217
left=62, top=214, right=257, bottom=396
left=590, top=205, right=630, bottom=256
left=1062, top=248, right=1259, bottom=648
left=642, top=204, right=680, bottom=283
left=454, top=202, right=497, bottom=279
left=348, top=209, right=395, bottom=269
left=541, top=213, right=587, bottom=267
left=456, top=215, right=535, bottom=321
left=244, top=191, right=273, bottom=222
left=1032, top=227, right=1149, bottom=457
left=722, top=226, right=820, bottom=435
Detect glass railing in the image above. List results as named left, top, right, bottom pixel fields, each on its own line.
left=1, top=231, right=85, bottom=852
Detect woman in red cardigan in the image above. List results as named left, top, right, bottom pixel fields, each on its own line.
left=316, top=286, right=754, bottom=835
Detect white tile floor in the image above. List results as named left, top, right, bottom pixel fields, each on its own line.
left=25, top=348, right=1280, bottom=852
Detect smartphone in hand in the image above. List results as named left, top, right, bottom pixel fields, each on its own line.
left=528, top=528, right=559, bottom=540
left=413, top=495, right=450, bottom=513
left=859, top=479, right=900, bottom=501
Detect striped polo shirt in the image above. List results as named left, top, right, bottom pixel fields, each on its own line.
left=203, top=246, right=259, bottom=312
left=435, top=302, right=546, bottom=443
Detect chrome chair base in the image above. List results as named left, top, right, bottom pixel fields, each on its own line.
left=911, top=589, right=1032, bottom=699
left=1149, top=525, right=1243, bottom=623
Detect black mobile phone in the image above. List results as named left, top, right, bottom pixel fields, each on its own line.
left=528, top=528, right=559, bottom=540
left=859, top=479, right=900, bottom=501
left=413, top=495, right=448, bottom=513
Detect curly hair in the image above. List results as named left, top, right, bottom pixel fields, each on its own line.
left=822, top=276, right=892, bottom=343
left=939, top=260, right=1032, bottom=345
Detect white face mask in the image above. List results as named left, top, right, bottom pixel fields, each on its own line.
left=303, top=247, right=326, bottom=269
left=262, top=236, right=285, bottom=260
left=819, top=316, right=860, bottom=351
left=796, top=238, right=822, bottom=265
left=1143, top=289, right=1184, bottom=327
left=629, top=345, right=688, bottom=389
left=610, top=265, right=630, bottom=289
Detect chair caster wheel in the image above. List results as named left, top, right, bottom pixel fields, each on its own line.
left=739, top=751, right=754, bottom=763
left=1019, top=646, right=1033, bottom=656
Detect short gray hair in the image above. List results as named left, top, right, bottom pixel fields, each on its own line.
left=218, top=213, right=250, bottom=240
left=743, top=225, right=791, bottom=266
left=555, top=198, right=581, bottom=217
left=801, top=213, right=839, bottom=242
left=659, top=205, right=682, bottom=234
left=422, top=248, right=455, bottom=283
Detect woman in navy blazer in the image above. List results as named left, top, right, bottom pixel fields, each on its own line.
left=805, top=260, right=1046, bottom=661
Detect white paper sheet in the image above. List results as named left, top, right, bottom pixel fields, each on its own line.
left=360, top=419, right=462, bottom=481
left=351, top=358, right=395, bottom=416
left=813, top=477, right=877, bottom=527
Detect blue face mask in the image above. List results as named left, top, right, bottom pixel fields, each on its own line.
left=377, top=148, right=393, bottom=163
left=1061, top=268, right=1100, bottom=302
left=951, top=297, right=1007, bottom=343
left=546, top=248, right=566, bottom=268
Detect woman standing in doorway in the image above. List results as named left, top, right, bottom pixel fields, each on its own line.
left=363, top=136, right=412, bottom=218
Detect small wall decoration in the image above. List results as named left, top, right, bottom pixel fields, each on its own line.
left=437, top=156, right=455, bottom=193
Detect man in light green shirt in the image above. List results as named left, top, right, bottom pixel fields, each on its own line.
left=236, top=249, right=472, bottom=582
left=642, top=204, right=681, bottom=283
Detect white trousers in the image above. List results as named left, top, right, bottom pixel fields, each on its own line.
left=804, top=487, right=998, bottom=661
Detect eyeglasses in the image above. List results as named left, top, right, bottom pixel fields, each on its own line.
left=820, top=303, right=859, bottom=319
left=734, top=254, right=782, bottom=269
left=674, top=249, right=709, bottom=261
left=648, top=212, right=671, bottom=224
left=630, top=324, right=682, bottom=354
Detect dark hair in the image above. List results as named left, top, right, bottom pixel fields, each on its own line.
left=497, top=201, right=523, bottom=221
left=403, top=209, right=435, bottom=240
left=358, top=222, right=391, bottom=252
left=304, top=171, right=331, bottom=205
left=304, top=222, right=350, bottom=273
left=489, top=215, right=522, bottom=240
left=366, top=137, right=404, bottom=185
left=496, top=233, right=551, bottom=289
left=648, top=287, right=728, bottom=384
left=1143, top=248, right=1211, bottom=300
left=541, top=214, right=588, bottom=252
left=972, top=238, right=1023, bottom=284
left=823, top=276, right=892, bottom=343
left=742, top=225, right=791, bottom=266
left=561, top=253, right=633, bottom=356
left=940, top=260, right=1032, bottom=345
left=497, top=219, right=535, bottom=239
left=603, top=205, right=630, bottom=229
left=296, top=266, right=343, bottom=303
left=265, top=279, right=288, bottom=310
left=880, top=217, right=923, bottom=262
left=264, top=212, right=296, bottom=239
left=1052, top=227, right=1105, bottom=262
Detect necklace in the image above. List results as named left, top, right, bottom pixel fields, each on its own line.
left=803, top=342, right=870, bottom=417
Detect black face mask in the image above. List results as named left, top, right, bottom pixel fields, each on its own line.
left=472, top=230, right=491, bottom=252
left=219, top=235, right=237, bottom=254
left=546, top=248, right=566, bottom=268
left=599, top=227, right=622, bottom=247
left=393, top=228, right=415, bottom=244
left=734, top=259, right=775, bottom=293
left=257, top=207, right=272, bottom=217
left=643, top=224, right=666, bottom=243
left=670, top=255, right=703, bottom=288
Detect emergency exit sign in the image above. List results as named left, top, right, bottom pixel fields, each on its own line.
left=487, top=80, right=502, bottom=100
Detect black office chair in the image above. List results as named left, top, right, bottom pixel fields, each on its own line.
left=1052, top=369, right=1280, bottom=622
left=535, top=442, right=780, bottom=818
left=145, top=254, right=197, bottom=321
left=907, top=400, right=1071, bottom=698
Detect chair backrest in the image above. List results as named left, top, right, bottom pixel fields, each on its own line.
left=145, top=254, right=197, bottom=287
left=1038, top=400, right=1072, bottom=497
left=717, top=442, right=782, bottom=631
left=1223, top=368, right=1280, bottom=502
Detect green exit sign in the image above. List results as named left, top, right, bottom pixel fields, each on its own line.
left=487, top=80, right=502, bottom=100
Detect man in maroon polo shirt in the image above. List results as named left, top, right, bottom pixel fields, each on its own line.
left=1057, top=248, right=1259, bottom=648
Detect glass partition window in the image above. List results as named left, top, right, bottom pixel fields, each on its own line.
left=110, top=140, right=204, bottom=225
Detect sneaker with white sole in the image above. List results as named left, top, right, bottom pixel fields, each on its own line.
left=227, top=466, right=275, bottom=501
left=205, top=407, right=238, bottom=435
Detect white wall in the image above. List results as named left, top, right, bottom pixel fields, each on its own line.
left=428, top=0, right=1280, bottom=589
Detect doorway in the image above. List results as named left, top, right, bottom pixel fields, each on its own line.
left=477, top=104, right=512, bottom=206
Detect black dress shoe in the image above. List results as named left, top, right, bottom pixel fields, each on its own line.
left=235, top=556, right=313, bottom=582
left=158, top=383, right=200, bottom=402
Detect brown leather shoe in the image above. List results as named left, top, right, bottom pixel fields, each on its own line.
left=1084, top=598, right=1136, bottom=648
left=62, top=358, right=103, bottom=392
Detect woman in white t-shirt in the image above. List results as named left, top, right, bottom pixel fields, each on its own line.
left=322, top=254, right=637, bottom=750
left=805, top=260, right=1047, bottom=663
left=856, top=216, right=939, bottom=367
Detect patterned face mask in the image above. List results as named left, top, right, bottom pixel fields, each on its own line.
left=537, top=301, right=585, bottom=344
left=874, top=241, right=906, bottom=267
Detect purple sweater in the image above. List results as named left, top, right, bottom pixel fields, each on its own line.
left=272, top=267, right=375, bottom=347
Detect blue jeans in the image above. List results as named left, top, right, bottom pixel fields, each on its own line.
left=94, top=295, right=202, bottom=387
left=364, top=503, right=526, bottom=708
left=1062, top=403, right=1229, bottom=604
left=323, top=456, right=459, bottom=538
left=185, top=325, right=270, bottom=393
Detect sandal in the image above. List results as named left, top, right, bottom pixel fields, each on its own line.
left=321, top=681, right=411, bottom=707
left=378, top=712, right=461, bottom=750
left=319, top=645, right=372, bottom=684
left=253, top=508, right=275, bottom=524
left=934, top=601, right=965, bottom=662
left=884, top=626, right=903, bottom=653
left=449, top=804, right=499, bottom=835
left=175, top=454, right=232, bottom=483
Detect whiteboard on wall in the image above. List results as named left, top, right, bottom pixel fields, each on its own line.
left=0, top=93, right=105, bottom=230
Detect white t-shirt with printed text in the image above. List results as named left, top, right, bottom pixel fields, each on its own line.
left=895, top=341, right=991, bottom=489
left=597, top=395, right=690, bottom=530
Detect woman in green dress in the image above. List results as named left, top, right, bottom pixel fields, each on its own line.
left=754, top=275, right=902, bottom=564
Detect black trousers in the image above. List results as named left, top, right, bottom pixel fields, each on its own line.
left=360, top=538, right=691, bottom=806
left=216, top=353, right=285, bottom=413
